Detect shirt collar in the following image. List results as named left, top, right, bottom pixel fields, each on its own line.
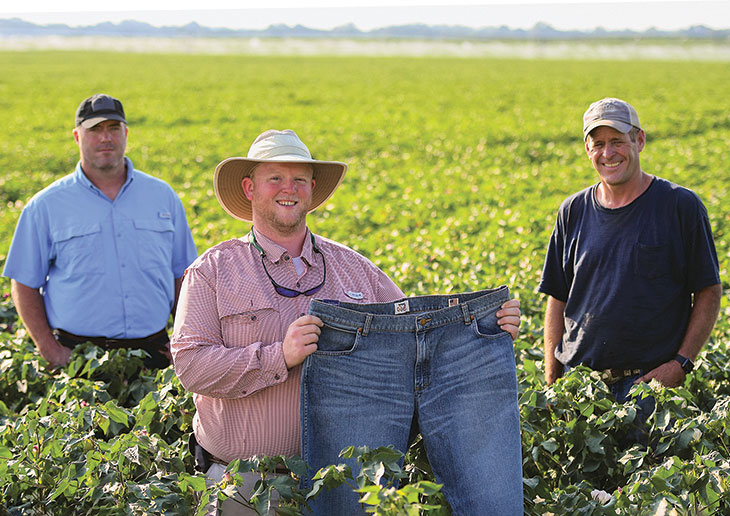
left=249, top=227, right=317, bottom=265
left=73, top=156, right=135, bottom=196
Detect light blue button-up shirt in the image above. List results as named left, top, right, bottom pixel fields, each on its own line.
left=3, top=157, right=198, bottom=338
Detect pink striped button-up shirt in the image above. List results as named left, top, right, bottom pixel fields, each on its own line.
left=171, top=228, right=404, bottom=462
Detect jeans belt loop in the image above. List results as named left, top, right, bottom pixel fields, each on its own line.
left=460, top=302, right=471, bottom=325
left=361, top=314, right=373, bottom=337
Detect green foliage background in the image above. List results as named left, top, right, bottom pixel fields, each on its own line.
left=1, top=50, right=729, bottom=514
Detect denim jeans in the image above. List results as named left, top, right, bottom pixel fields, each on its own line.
left=564, top=365, right=656, bottom=447
left=301, top=287, right=523, bottom=516
left=609, top=373, right=656, bottom=447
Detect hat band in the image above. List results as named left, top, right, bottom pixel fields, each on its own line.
left=252, top=145, right=311, bottom=160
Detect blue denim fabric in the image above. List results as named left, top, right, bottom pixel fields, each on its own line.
left=608, top=373, right=656, bottom=447
left=301, top=287, right=523, bottom=516
left=564, top=366, right=656, bottom=446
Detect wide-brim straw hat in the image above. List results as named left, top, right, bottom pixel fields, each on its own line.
left=214, top=129, right=348, bottom=222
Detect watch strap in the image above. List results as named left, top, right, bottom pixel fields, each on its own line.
left=673, top=354, right=694, bottom=374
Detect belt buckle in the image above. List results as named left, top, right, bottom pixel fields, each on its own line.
left=599, top=369, right=621, bottom=385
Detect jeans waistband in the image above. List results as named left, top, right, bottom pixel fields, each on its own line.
left=309, top=286, right=509, bottom=334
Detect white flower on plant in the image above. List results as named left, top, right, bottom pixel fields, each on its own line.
left=590, top=489, right=612, bottom=504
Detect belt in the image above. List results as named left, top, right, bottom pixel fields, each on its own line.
left=598, top=368, right=643, bottom=385
left=53, top=328, right=168, bottom=350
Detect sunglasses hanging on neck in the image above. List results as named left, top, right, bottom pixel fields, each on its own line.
left=250, top=231, right=326, bottom=298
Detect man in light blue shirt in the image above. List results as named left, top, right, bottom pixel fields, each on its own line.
left=3, top=94, right=197, bottom=369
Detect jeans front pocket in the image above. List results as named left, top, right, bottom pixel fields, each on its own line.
left=314, top=322, right=361, bottom=355
left=470, top=309, right=509, bottom=341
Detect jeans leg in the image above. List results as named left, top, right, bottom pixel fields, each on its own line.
left=610, top=374, right=655, bottom=447
left=417, top=316, right=523, bottom=516
left=301, top=328, right=415, bottom=515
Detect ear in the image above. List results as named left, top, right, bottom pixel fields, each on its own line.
left=584, top=138, right=591, bottom=157
left=636, top=129, right=646, bottom=152
left=73, top=127, right=81, bottom=145
left=242, top=176, right=254, bottom=201
left=311, top=177, right=316, bottom=190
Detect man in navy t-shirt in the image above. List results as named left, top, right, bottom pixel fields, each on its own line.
left=539, top=98, right=721, bottom=416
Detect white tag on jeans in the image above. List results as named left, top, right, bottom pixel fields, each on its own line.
left=394, top=300, right=410, bottom=314
left=448, top=298, right=459, bottom=307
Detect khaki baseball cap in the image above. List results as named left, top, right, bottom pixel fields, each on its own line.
left=583, top=98, right=641, bottom=140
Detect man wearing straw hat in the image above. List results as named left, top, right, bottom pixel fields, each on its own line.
left=171, top=129, right=522, bottom=515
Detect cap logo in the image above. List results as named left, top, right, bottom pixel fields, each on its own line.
left=91, top=96, right=116, bottom=113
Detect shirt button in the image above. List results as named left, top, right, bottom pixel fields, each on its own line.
left=242, top=390, right=247, bottom=395
left=284, top=255, right=290, bottom=261
left=251, top=315, right=257, bottom=321
left=274, top=374, right=280, bottom=380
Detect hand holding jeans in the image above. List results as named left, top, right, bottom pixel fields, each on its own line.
left=497, top=298, right=521, bottom=340
left=283, top=315, right=322, bottom=368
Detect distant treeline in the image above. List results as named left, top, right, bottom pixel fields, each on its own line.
left=1, top=17, right=729, bottom=40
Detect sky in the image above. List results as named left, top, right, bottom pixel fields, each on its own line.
left=2, top=0, right=729, bottom=32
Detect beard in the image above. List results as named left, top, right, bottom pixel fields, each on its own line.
left=253, top=199, right=311, bottom=237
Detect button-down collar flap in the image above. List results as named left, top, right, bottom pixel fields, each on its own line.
left=251, top=228, right=316, bottom=266
left=250, top=228, right=287, bottom=263
left=73, top=157, right=135, bottom=196
left=300, top=229, right=316, bottom=266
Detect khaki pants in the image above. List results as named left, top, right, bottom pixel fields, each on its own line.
left=203, top=463, right=282, bottom=516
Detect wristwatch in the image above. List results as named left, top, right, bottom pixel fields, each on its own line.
left=673, top=354, right=695, bottom=374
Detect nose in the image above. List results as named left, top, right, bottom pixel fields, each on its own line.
left=602, top=142, right=615, bottom=157
left=281, top=177, right=298, bottom=192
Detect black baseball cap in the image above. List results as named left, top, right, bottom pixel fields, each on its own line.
left=75, top=94, right=127, bottom=128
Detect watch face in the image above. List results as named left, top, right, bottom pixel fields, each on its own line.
left=675, top=355, right=694, bottom=373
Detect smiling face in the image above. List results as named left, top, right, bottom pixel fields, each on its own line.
left=242, top=162, right=315, bottom=239
left=585, top=125, right=645, bottom=188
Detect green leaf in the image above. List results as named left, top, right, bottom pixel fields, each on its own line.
left=103, top=401, right=130, bottom=426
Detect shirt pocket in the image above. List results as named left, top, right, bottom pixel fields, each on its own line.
left=51, top=223, right=104, bottom=275
left=634, top=243, right=671, bottom=279
left=133, top=218, right=174, bottom=269
left=219, top=306, right=280, bottom=349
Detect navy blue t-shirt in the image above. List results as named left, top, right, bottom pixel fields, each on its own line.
left=538, top=177, right=720, bottom=371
